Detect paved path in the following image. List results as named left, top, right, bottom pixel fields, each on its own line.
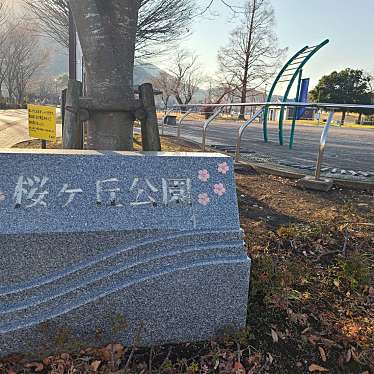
left=163, top=120, right=374, bottom=178
left=0, top=109, right=62, bottom=148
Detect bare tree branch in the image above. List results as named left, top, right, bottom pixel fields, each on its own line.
left=22, top=0, right=194, bottom=59
left=217, top=0, right=286, bottom=118
left=2, top=19, right=48, bottom=103
left=167, top=50, right=203, bottom=107
left=151, top=71, right=174, bottom=110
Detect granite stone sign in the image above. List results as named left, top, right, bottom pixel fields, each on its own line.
left=0, top=149, right=250, bottom=356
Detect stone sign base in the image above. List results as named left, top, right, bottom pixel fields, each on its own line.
left=0, top=150, right=250, bottom=357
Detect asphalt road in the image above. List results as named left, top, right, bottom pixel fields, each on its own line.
left=0, top=109, right=62, bottom=148
left=1, top=110, right=373, bottom=177
left=163, top=120, right=374, bottom=176
left=0, top=110, right=31, bottom=148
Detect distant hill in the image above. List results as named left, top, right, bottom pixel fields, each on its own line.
left=39, top=47, right=164, bottom=85
left=134, top=63, right=163, bottom=85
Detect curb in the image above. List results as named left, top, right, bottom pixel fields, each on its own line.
left=242, top=161, right=374, bottom=190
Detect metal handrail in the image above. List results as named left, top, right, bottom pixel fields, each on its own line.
left=235, top=107, right=265, bottom=162
left=315, top=111, right=334, bottom=180
left=162, top=108, right=178, bottom=136
left=163, top=101, right=374, bottom=184
left=177, top=108, right=194, bottom=139
left=167, top=102, right=374, bottom=111
left=202, top=106, right=224, bottom=151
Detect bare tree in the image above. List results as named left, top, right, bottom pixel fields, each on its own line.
left=0, top=1, right=7, bottom=28
left=0, top=1, right=11, bottom=98
left=23, top=0, right=69, bottom=48
left=199, top=0, right=244, bottom=16
left=22, top=0, right=241, bottom=58
left=26, top=1, right=238, bottom=150
left=151, top=71, right=174, bottom=110
left=14, top=48, right=48, bottom=104
left=2, top=21, right=48, bottom=104
left=205, top=75, right=237, bottom=104
left=23, top=0, right=194, bottom=59
left=135, top=0, right=194, bottom=58
left=168, top=51, right=202, bottom=109
left=218, top=0, right=286, bottom=119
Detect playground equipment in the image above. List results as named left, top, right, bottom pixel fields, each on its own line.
left=263, top=39, right=330, bottom=147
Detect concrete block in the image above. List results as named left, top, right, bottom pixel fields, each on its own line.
left=296, top=175, right=334, bottom=192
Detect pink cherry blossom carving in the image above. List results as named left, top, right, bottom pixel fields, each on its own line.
left=218, top=162, right=230, bottom=175
left=198, top=193, right=210, bottom=206
left=213, top=183, right=226, bottom=197
left=198, top=169, right=210, bottom=182
left=0, top=192, right=5, bottom=202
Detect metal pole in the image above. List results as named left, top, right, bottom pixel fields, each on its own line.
left=139, top=83, right=161, bottom=151
left=69, top=8, right=77, bottom=80
left=177, top=108, right=193, bottom=139
left=202, top=107, right=224, bottom=151
left=162, top=109, right=174, bottom=136
left=315, top=111, right=334, bottom=180
left=61, top=88, right=67, bottom=133
left=235, top=107, right=265, bottom=162
left=289, top=70, right=303, bottom=149
left=318, top=89, right=321, bottom=126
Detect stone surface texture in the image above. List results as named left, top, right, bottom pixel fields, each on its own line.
left=296, top=175, right=334, bottom=192
left=0, top=150, right=250, bottom=357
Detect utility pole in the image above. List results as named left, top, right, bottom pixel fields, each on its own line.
left=64, top=6, right=82, bottom=149
left=69, top=7, right=77, bottom=80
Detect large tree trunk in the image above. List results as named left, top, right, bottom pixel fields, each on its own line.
left=239, top=85, right=247, bottom=120
left=69, top=0, right=141, bottom=150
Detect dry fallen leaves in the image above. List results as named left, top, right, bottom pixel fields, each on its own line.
left=99, top=343, right=125, bottom=362
left=90, top=360, right=101, bottom=372
left=309, top=363, right=330, bottom=372
left=309, top=363, right=329, bottom=372
left=345, top=348, right=352, bottom=363
left=233, top=361, right=246, bottom=374
left=42, top=357, right=53, bottom=366
left=271, top=329, right=279, bottom=343
left=318, top=347, right=327, bottom=362
left=24, top=362, right=44, bottom=372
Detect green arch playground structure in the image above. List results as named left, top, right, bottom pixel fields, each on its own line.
left=263, top=39, right=330, bottom=148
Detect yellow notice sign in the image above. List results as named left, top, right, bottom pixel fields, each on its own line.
left=28, top=104, right=57, bottom=142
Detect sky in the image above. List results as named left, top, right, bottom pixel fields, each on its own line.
left=174, top=0, right=374, bottom=92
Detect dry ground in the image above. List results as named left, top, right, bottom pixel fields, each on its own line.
left=2, top=137, right=373, bottom=374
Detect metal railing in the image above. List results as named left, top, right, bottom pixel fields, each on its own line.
left=235, top=107, right=266, bottom=161
left=315, top=111, right=334, bottom=180
left=202, top=107, right=224, bottom=151
left=161, top=109, right=176, bottom=136
left=161, top=101, right=374, bottom=183
left=177, top=109, right=194, bottom=138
